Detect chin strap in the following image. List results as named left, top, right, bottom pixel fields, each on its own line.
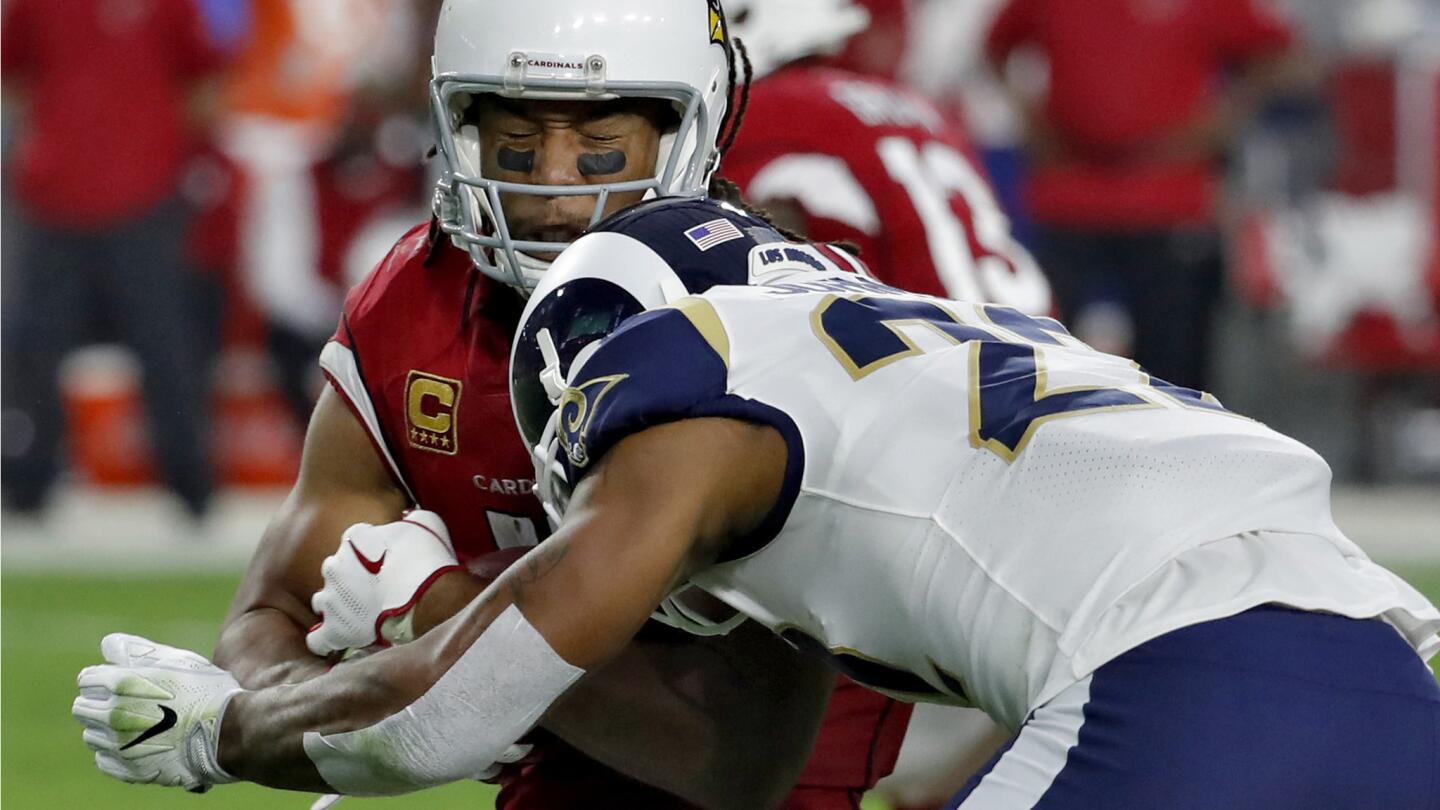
left=535, top=329, right=567, bottom=405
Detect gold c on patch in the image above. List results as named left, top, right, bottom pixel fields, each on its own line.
left=405, top=371, right=462, bottom=455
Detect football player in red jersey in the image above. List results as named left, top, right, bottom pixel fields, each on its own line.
left=720, top=2, right=1050, bottom=806
left=207, top=0, right=902, bottom=807
left=722, top=0, right=1050, bottom=317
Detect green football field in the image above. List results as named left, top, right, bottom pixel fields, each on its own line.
left=5, top=568, right=1438, bottom=809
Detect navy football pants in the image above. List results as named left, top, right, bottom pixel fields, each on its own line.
left=948, top=606, right=1440, bottom=809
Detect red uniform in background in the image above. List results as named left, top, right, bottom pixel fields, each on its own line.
left=323, top=220, right=925, bottom=809
left=983, top=0, right=1293, bottom=391
left=2, top=0, right=221, bottom=227
left=984, top=0, right=1293, bottom=229
left=724, top=66, right=1051, bottom=316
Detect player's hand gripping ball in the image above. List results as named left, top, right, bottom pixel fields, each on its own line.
left=307, top=510, right=464, bottom=656
left=72, top=634, right=244, bottom=792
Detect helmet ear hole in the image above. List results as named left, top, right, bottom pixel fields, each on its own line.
left=447, top=91, right=476, bottom=128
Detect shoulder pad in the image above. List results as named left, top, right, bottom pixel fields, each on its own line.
left=556, top=304, right=729, bottom=481
left=341, top=220, right=473, bottom=327
left=556, top=297, right=806, bottom=563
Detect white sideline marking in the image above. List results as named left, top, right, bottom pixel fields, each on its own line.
left=2, top=486, right=282, bottom=573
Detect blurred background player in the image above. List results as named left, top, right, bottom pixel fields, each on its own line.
left=723, top=0, right=1050, bottom=315
left=1, top=0, right=225, bottom=520
left=982, top=0, right=1303, bottom=390
left=212, top=0, right=912, bottom=807
left=212, top=0, right=434, bottom=428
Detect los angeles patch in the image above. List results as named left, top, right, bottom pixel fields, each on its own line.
left=406, top=371, right=462, bottom=455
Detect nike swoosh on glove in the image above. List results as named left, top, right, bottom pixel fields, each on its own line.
left=73, top=633, right=245, bottom=792
left=307, top=510, right=464, bottom=656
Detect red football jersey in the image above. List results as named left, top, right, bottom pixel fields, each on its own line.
left=322, top=221, right=905, bottom=809
left=723, top=66, right=1052, bottom=315
left=322, top=221, right=547, bottom=563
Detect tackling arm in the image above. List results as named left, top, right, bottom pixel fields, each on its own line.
left=543, top=618, right=835, bottom=810
left=402, top=555, right=836, bottom=809
left=216, top=417, right=797, bottom=795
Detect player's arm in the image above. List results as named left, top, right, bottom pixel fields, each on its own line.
left=544, top=620, right=835, bottom=810
left=213, top=385, right=409, bottom=687
left=215, top=416, right=797, bottom=794
left=1147, top=50, right=1310, bottom=165
left=397, top=541, right=836, bottom=810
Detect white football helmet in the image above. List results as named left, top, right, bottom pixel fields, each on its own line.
left=725, top=0, right=870, bottom=79
left=431, top=0, right=735, bottom=291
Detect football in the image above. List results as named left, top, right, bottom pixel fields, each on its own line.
left=467, top=545, right=534, bottom=583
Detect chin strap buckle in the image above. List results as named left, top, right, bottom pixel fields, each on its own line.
left=535, top=329, right=567, bottom=405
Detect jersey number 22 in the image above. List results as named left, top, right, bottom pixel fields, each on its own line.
left=812, top=294, right=1225, bottom=461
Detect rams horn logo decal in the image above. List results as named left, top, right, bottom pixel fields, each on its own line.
left=708, top=0, right=727, bottom=44
left=557, top=373, right=629, bottom=468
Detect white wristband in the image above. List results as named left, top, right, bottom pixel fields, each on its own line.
left=302, top=604, right=583, bottom=795
left=190, top=689, right=244, bottom=787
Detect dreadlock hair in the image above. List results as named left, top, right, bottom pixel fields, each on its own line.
left=706, top=35, right=860, bottom=256
left=716, top=36, right=753, bottom=160
left=709, top=0, right=749, bottom=159
left=707, top=175, right=863, bottom=257
left=706, top=34, right=803, bottom=241
left=703, top=32, right=786, bottom=236
left=707, top=176, right=801, bottom=240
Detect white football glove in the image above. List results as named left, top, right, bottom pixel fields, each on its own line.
left=306, top=510, right=464, bottom=656
left=72, top=634, right=244, bottom=792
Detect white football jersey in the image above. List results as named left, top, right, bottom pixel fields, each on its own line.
left=560, top=258, right=1440, bottom=729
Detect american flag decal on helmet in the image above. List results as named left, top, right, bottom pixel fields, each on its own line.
left=684, top=218, right=744, bottom=251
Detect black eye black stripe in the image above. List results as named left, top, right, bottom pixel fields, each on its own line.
left=497, top=147, right=535, bottom=172
left=578, top=151, right=626, bottom=176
